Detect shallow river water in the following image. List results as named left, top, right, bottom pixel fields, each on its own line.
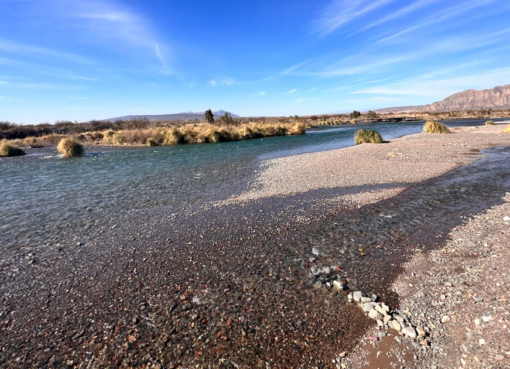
left=0, top=119, right=499, bottom=251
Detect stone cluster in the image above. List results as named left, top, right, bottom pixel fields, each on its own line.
left=348, top=290, right=429, bottom=346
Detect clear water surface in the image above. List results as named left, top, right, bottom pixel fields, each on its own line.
left=0, top=119, right=500, bottom=251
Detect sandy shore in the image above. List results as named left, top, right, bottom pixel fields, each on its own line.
left=226, top=122, right=510, bottom=368
left=1, top=122, right=510, bottom=368
left=228, top=123, right=510, bottom=207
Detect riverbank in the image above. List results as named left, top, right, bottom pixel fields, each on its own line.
left=1, top=122, right=510, bottom=368
left=5, top=121, right=306, bottom=149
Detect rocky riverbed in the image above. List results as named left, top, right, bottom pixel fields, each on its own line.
left=1, top=123, right=510, bottom=368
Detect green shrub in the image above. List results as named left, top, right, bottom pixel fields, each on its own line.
left=0, top=140, right=25, bottom=157
left=424, top=121, right=450, bottom=134
left=354, top=129, right=383, bottom=144
left=485, top=120, right=495, bottom=125
left=57, top=138, right=84, bottom=157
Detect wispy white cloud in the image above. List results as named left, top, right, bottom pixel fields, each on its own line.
left=209, top=80, right=217, bottom=87
left=281, top=60, right=313, bottom=75
left=307, top=87, right=317, bottom=92
left=42, top=0, right=173, bottom=75
left=296, top=97, right=319, bottom=103
left=373, top=0, right=501, bottom=45
left=209, top=78, right=243, bottom=86
left=252, top=91, right=266, bottom=96
left=353, top=67, right=510, bottom=97
left=155, top=43, right=172, bottom=75
left=284, top=88, right=298, bottom=95
left=314, top=0, right=398, bottom=35
left=0, top=38, right=93, bottom=64
left=69, top=75, right=99, bottom=81
left=348, top=0, right=441, bottom=36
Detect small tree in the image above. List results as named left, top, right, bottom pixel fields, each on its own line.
left=205, top=109, right=214, bottom=123
left=350, top=110, right=361, bottom=119
left=220, top=113, right=235, bottom=125
left=366, top=110, right=378, bottom=119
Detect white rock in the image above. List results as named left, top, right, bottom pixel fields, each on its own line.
left=375, top=304, right=388, bottom=316
left=369, top=309, right=383, bottom=321
left=353, top=291, right=363, bottom=302
left=362, top=302, right=376, bottom=313
left=402, top=327, right=417, bottom=339
left=360, top=297, right=373, bottom=303
left=441, top=315, right=451, bottom=323
left=503, top=216, right=510, bottom=222
left=390, top=320, right=401, bottom=331
left=332, top=280, right=345, bottom=291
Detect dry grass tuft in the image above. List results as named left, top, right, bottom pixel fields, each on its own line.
left=0, top=140, right=25, bottom=157
left=147, top=138, right=158, bottom=146
left=57, top=138, right=84, bottom=157
left=354, top=129, right=383, bottom=144
left=485, top=120, right=495, bottom=125
left=424, top=120, right=450, bottom=134
left=504, top=124, right=510, bottom=133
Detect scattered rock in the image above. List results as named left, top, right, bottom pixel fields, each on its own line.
left=353, top=291, right=363, bottom=302
left=402, top=327, right=417, bottom=339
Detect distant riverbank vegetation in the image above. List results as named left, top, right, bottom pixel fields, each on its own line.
left=1, top=108, right=508, bottom=149
left=2, top=119, right=306, bottom=149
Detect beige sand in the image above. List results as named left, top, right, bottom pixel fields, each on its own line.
left=227, top=123, right=510, bottom=209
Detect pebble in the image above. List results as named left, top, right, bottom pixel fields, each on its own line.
left=332, top=280, right=345, bottom=291
left=353, top=291, right=363, bottom=302
left=368, top=309, right=384, bottom=321
left=503, top=216, right=510, bottom=222
left=362, top=303, right=376, bottom=313
left=390, top=320, right=401, bottom=331
left=402, top=327, right=417, bottom=339
left=441, top=315, right=451, bottom=323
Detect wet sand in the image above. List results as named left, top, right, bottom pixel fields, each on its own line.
left=1, top=123, right=510, bottom=368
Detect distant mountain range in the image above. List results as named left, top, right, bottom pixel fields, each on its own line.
left=104, top=110, right=239, bottom=122
left=376, top=84, right=510, bottom=113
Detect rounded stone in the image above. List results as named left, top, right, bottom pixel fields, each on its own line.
left=369, top=309, right=383, bottom=321
left=402, top=327, right=417, bottom=339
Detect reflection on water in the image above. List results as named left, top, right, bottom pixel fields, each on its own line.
left=0, top=119, right=496, bottom=251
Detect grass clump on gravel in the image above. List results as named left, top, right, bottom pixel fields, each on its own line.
left=485, top=120, right=495, bottom=125
left=0, top=140, right=25, bottom=157
left=354, top=129, right=383, bottom=144
left=424, top=121, right=450, bottom=134
left=504, top=124, right=510, bottom=133
left=57, top=138, right=84, bottom=157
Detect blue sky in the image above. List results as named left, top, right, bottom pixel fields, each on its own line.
left=1, top=0, right=510, bottom=123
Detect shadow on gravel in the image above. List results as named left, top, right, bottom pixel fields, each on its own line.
left=1, top=147, right=510, bottom=368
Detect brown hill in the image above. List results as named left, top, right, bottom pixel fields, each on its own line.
left=376, top=84, right=510, bottom=113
